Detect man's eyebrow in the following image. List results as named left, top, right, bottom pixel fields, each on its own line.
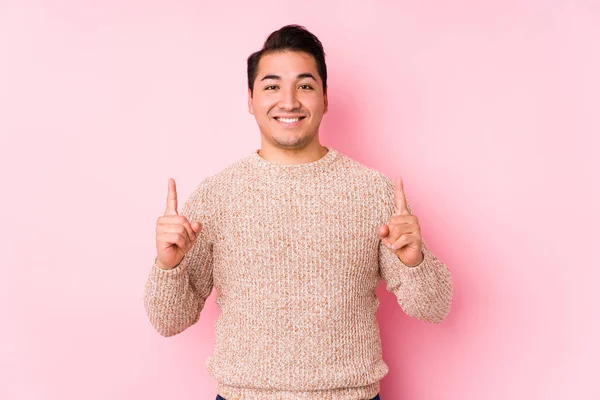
left=297, top=73, right=317, bottom=81
left=259, top=73, right=318, bottom=81
left=260, top=74, right=280, bottom=81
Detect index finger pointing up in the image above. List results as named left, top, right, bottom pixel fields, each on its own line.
left=165, top=177, right=178, bottom=216
left=394, top=176, right=410, bottom=215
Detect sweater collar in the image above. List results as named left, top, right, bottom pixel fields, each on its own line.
left=247, top=146, right=339, bottom=177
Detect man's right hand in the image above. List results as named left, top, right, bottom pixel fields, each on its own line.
left=155, top=178, right=202, bottom=270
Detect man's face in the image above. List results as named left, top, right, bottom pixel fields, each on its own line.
left=248, top=50, right=328, bottom=150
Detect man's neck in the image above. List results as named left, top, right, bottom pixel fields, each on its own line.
left=257, top=142, right=329, bottom=165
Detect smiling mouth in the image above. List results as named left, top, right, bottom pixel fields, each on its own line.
left=274, top=117, right=306, bottom=124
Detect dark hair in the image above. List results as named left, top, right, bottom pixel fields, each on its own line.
left=247, top=24, right=327, bottom=95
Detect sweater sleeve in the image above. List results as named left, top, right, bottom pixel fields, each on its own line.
left=376, top=174, right=453, bottom=324
left=143, top=182, right=214, bottom=337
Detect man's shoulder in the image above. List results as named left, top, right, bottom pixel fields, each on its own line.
left=333, top=149, right=394, bottom=188
left=188, top=154, right=253, bottom=198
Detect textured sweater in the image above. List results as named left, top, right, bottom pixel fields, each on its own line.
left=143, top=146, right=453, bottom=400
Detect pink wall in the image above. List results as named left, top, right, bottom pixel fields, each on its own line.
left=1, top=0, right=598, bottom=399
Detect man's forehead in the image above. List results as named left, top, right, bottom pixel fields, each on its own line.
left=257, top=51, right=319, bottom=78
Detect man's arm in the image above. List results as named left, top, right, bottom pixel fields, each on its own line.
left=143, top=183, right=214, bottom=336
left=379, top=231, right=453, bottom=323
left=376, top=174, right=453, bottom=323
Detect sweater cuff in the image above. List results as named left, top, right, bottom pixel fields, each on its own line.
left=399, top=250, right=436, bottom=278
left=151, top=258, right=186, bottom=281
left=402, top=250, right=425, bottom=268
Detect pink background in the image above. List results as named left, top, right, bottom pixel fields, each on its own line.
left=1, top=0, right=599, bottom=399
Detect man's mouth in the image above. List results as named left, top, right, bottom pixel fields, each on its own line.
left=274, top=116, right=306, bottom=124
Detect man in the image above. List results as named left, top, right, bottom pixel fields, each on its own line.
left=144, top=25, right=453, bottom=400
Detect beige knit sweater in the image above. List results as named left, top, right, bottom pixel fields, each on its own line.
left=144, top=147, right=453, bottom=400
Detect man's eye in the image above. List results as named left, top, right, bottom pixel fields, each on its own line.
left=265, top=85, right=278, bottom=90
left=299, top=84, right=313, bottom=90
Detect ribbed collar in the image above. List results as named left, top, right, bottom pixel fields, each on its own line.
left=246, top=146, right=339, bottom=178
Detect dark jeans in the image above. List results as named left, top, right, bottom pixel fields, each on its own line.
left=216, top=395, right=380, bottom=400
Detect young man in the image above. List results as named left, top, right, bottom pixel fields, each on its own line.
left=144, top=25, right=453, bottom=400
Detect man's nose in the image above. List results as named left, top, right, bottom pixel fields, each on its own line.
left=278, top=87, right=301, bottom=110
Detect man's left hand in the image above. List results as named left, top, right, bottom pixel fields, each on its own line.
left=378, top=177, right=424, bottom=267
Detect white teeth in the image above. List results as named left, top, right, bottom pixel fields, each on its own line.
left=277, top=117, right=300, bottom=123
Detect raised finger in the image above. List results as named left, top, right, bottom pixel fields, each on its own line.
left=164, top=177, right=178, bottom=216
left=394, top=177, right=410, bottom=216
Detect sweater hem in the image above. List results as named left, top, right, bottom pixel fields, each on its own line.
left=216, top=380, right=380, bottom=400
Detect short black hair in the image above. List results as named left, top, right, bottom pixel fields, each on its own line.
left=247, top=25, right=327, bottom=95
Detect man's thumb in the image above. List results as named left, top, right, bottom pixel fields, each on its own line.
left=192, top=222, right=202, bottom=233
left=378, top=225, right=389, bottom=238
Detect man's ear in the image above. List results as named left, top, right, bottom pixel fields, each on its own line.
left=323, top=92, right=328, bottom=114
left=248, top=88, right=254, bottom=115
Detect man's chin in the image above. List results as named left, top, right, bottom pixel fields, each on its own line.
left=272, top=135, right=312, bottom=149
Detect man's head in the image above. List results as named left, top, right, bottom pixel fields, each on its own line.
left=247, top=25, right=327, bottom=95
left=247, top=25, right=328, bottom=151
